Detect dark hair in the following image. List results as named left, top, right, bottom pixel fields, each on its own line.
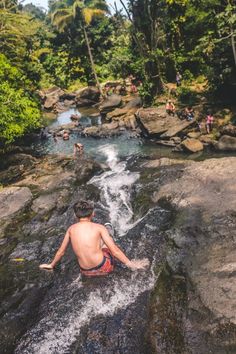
left=73, top=200, right=94, bottom=218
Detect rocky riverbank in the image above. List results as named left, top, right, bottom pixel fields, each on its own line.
left=38, top=85, right=236, bottom=155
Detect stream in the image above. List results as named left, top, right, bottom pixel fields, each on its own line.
left=1, top=107, right=236, bottom=353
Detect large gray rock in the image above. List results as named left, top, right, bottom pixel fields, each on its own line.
left=99, top=94, right=122, bottom=114
left=215, top=134, right=236, bottom=151
left=31, top=190, right=70, bottom=215
left=82, top=122, right=120, bottom=138
left=42, top=86, right=65, bottom=110
left=149, top=157, right=236, bottom=352
left=181, top=138, right=204, bottom=153
left=0, top=187, right=32, bottom=219
left=220, top=124, right=236, bottom=137
left=0, top=187, right=33, bottom=236
left=75, top=86, right=100, bottom=107
left=125, top=96, right=142, bottom=109
left=136, top=106, right=196, bottom=137
left=74, top=158, right=105, bottom=182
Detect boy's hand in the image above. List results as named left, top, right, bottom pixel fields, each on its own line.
left=39, top=263, right=53, bottom=270
left=127, top=258, right=150, bottom=271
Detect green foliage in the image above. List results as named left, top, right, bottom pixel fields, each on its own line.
left=176, top=86, right=198, bottom=105
left=0, top=54, right=41, bottom=145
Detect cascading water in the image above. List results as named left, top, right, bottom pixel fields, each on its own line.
left=15, top=143, right=166, bottom=354
left=89, top=144, right=140, bottom=235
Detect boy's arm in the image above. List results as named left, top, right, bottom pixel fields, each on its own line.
left=100, top=226, right=149, bottom=270
left=40, top=229, right=70, bottom=270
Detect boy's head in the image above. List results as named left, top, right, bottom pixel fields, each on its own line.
left=73, top=200, right=94, bottom=219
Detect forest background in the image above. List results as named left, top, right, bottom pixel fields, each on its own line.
left=0, top=0, right=235, bottom=145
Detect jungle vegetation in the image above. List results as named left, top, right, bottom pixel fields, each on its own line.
left=0, top=0, right=235, bottom=144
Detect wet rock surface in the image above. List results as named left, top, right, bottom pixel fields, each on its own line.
left=150, top=157, right=236, bottom=353
left=1, top=140, right=236, bottom=354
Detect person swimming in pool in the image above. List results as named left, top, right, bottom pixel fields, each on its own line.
left=39, top=200, right=149, bottom=276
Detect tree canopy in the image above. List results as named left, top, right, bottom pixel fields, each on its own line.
left=0, top=0, right=235, bottom=145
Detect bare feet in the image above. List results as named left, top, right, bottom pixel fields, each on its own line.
left=127, top=258, right=150, bottom=271
left=39, top=263, right=53, bottom=270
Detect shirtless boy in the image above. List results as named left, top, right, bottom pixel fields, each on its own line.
left=40, top=200, right=149, bottom=276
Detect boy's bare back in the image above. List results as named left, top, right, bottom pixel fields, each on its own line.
left=39, top=200, right=149, bottom=272
left=69, top=221, right=107, bottom=269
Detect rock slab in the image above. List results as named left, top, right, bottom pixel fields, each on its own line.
left=215, top=134, right=236, bottom=151
left=136, top=106, right=196, bottom=137
left=0, top=187, right=32, bottom=219
left=181, top=138, right=204, bottom=153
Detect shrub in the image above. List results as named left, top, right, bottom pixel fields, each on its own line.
left=177, top=86, right=198, bottom=105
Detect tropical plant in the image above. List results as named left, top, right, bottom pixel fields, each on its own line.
left=51, top=0, right=109, bottom=95
left=0, top=54, right=41, bottom=145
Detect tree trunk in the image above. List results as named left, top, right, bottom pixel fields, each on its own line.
left=230, top=30, right=236, bottom=67
left=83, top=26, right=103, bottom=97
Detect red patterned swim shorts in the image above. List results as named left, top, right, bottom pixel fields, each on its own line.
left=80, top=248, right=114, bottom=277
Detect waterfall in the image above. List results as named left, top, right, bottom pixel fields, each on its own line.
left=15, top=143, right=162, bottom=354
left=89, top=144, right=140, bottom=236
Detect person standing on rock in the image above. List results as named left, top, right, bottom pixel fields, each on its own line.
left=40, top=200, right=149, bottom=276
left=206, top=113, right=214, bottom=134
left=166, top=100, right=176, bottom=116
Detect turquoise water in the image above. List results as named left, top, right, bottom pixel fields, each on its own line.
left=32, top=108, right=236, bottom=162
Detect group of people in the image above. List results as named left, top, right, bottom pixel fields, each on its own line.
left=166, top=100, right=214, bottom=133
left=103, top=76, right=142, bottom=97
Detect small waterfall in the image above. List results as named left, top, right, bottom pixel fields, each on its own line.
left=15, top=144, right=165, bottom=354
left=89, top=144, right=140, bottom=235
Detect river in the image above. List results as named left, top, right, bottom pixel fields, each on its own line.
left=1, top=107, right=235, bottom=353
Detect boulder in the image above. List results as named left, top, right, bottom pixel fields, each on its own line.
left=136, top=106, right=196, bottom=137
left=199, top=134, right=216, bottom=145
left=42, top=87, right=65, bottom=110
left=74, top=158, right=104, bottom=183
left=187, top=131, right=201, bottom=139
left=44, top=96, right=59, bottom=110
left=215, top=135, right=236, bottom=151
left=70, top=113, right=81, bottom=121
left=106, top=107, right=130, bottom=120
left=31, top=190, right=70, bottom=215
left=82, top=122, right=120, bottom=138
left=142, top=157, right=190, bottom=168
left=99, top=94, right=122, bottom=115
left=220, top=124, right=236, bottom=137
left=0, top=187, right=32, bottom=219
left=0, top=186, right=33, bottom=236
left=102, top=122, right=119, bottom=130
left=75, top=86, right=100, bottom=107
left=181, top=138, right=204, bottom=153
left=125, top=96, right=142, bottom=109
left=59, top=92, right=76, bottom=101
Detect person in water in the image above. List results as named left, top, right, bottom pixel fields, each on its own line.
left=63, top=131, right=70, bottom=140
left=40, top=200, right=149, bottom=276
left=74, top=142, right=84, bottom=157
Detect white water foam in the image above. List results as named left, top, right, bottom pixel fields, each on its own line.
left=15, top=260, right=159, bottom=354
left=89, top=144, right=140, bottom=235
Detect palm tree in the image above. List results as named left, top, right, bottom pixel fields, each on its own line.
left=51, top=0, right=108, bottom=95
